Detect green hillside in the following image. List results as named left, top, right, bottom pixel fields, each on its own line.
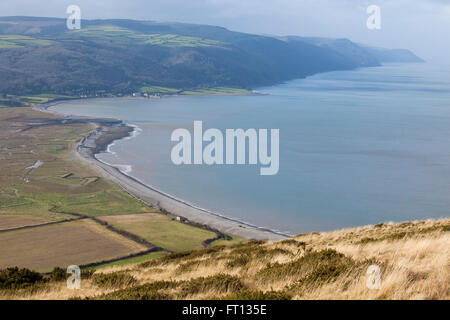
left=0, top=17, right=422, bottom=98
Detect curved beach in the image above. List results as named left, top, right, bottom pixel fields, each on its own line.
left=76, top=125, right=288, bottom=241
left=36, top=102, right=288, bottom=241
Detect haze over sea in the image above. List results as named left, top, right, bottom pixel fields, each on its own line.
left=52, top=63, right=450, bottom=235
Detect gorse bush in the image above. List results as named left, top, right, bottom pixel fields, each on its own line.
left=226, top=246, right=292, bottom=269
left=297, top=263, right=350, bottom=286
left=92, top=272, right=137, bottom=289
left=221, top=289, right=292, bottom=300
left=49, top=267, right=66, bottom=282
left=257, top=249, right=355, bottom=282
left=0, top=267, right=43, bottom=289
left=98, top=274, right=244, bottom=300
left=100, top=281, right=177, bottom=300
left=81, top=268, right=95, bottom=279
left=139, top=248, right=217, bottom=268
left=180, top=274, right=244, bottom=298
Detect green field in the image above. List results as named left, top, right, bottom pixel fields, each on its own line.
left=138, top=86, right=251, bottom=96
left=141, top=34, right=223, bottom=47
left=181, top=87, right=251, bottom=95
left=65, top=26, right=224, bottom=48
left=0, top=35, right=54, bottom=48
left=139, top=86, right=181, bottom=94
left=99, top=213, right=218, bottom=252
left=0, top=94, right=75, bottom=107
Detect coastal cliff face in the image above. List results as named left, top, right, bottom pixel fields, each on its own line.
left=0, top=17, right=422, bottom=96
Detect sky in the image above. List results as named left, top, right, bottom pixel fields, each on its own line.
left=0, top=0, right=449, bottom=64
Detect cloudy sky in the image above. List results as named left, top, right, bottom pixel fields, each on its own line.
left=1, top=0, right=449, bottom=63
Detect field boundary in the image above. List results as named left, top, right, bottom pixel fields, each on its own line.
left=0, top=217, right=85, bottom=233
left=49, top=206, right=172, bottom=252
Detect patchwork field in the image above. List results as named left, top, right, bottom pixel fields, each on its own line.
left=0, top=108, right=153, bottom=223
left=0, top=215, right=50, bottom=231
left=0, top=107, right=237, bottom=272
left=65, top=26, right=224, bottom=48
left=181, top=87, right=251, bottom=95
left=0, top=34, right=54, bottom=48
left=0, top=94, right=74, bottom=107
left=0, top=219, right=146, bottom=272
left=138, top=86, right=251, bottom=96
left=99, top=213, right=218, bottom=252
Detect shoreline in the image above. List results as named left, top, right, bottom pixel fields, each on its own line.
left=35, top=101, right=289, bottom=241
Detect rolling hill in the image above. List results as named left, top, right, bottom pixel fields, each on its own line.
left=0, top=16, right=423, bottom=97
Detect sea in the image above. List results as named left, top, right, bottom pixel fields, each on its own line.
left=51, top=63, right=450, bottom=235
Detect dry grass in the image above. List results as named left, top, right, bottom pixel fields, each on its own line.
left=2, top=218, right=448, bottom=300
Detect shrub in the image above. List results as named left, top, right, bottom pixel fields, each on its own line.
left=180, top=274, right=244, bottom=297
left=221, top=289, right=292, bottom=300
left=81, top=268, right=95, bottom=279
left=257, top=249, right=355, bottom=282
left=0, top=267, right=43, bottom=289
left=226, top=245, right=292, bottom=269
left=49, top=267, right=66, bottom=282
left=298, top=263, right=349, bottom=286
left=92, top=272, right=137, bottom=289
left=140, top=247, right=226, bottom=268
left=99, top=281, right=177, bottom=300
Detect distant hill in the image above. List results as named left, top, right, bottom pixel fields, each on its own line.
left=0, top=16, right=423, bottom=96
left=360, top=46, right=425, bottom=63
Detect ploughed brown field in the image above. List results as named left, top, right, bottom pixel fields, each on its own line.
left=0, top=219, right=146, bottom=272
left=0, top=215, right=50, bottom=230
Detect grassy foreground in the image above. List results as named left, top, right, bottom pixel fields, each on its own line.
left=1, top=218, right=448, bottom=300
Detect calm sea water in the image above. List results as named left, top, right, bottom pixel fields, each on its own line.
left=52, top=63, right=450, bottom=235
